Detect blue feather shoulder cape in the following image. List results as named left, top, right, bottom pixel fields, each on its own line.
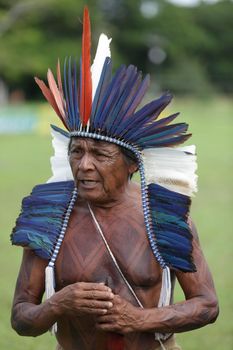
left=11, top=180, right=196, bottom=272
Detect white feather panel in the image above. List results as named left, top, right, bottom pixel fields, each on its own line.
left=91, top=33, right=112, bottom=101
left=143, top=146, right=198, bottom=196
left=47, top=128, right=73, bottom=183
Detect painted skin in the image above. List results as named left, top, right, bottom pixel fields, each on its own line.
left=11, top=138, right=219, bottom=350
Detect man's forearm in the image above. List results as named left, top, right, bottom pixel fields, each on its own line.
left=11, top=298, right=59, bottom=336
left=136, top=296, right=219, bottom=334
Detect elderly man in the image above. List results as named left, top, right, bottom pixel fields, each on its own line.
left=11, top=8, right=218, bottom=350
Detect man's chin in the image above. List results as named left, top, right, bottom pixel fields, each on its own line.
left=78, top=190, right=112, bottom=206
left=78, top=189, right=101, bottom=202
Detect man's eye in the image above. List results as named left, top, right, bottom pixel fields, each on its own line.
left=71, top=149, right=82, bottom=155
left=96, top=152, right=108, bottom=158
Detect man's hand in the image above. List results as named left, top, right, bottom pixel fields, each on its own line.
left=53, top=282, right=114, bottom=317
left=95, top=295, right=140, bottom=334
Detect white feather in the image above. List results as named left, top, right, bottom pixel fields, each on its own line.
left=91, top=33, right=112, bottom=101
left=143, top=145, right=198, bottom=196
left=47, top=128, right=73, bottom=183
left=45, top=265, right=57, bottom=334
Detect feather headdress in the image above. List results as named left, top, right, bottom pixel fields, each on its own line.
left=13, top=4, right=198, bottom=269
left=12, top=7, right=198, bottom=337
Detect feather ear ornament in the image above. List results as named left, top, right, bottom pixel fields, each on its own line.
left=143, top=145, right=198, bottom=196
left=47, top=126, right=73, bottom=184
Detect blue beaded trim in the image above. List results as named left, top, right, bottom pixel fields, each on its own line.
left=69, top=131, right=166, bottom=269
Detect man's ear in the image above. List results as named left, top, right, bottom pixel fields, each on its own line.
left=128, top=163, right=138, bottom=176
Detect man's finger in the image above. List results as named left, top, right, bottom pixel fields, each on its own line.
left=78, top=307, right=109, bottom=315
left=75, top=282, right=112, bottom=292
left=76, top=299, right=113, bottom=310
left=85, top=290, right=114, bottom=300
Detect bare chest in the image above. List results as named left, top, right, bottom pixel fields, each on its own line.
left=55, top=204, right=162, bottom=306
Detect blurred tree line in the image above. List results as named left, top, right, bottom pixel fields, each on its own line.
left=0, top=0, right=232, bottom=99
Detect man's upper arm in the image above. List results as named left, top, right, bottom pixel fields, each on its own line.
left=12, top=248, right=48, bottom=307
left=175, top=219, right=218, bottom=305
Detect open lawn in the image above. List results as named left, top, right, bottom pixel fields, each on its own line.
left=0, top=97, right=232, bottom=349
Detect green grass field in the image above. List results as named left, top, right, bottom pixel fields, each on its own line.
left=0, top=97, right=232, bottom=349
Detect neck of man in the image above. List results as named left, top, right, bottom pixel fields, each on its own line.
left=86, top=181, right=135, bottom=214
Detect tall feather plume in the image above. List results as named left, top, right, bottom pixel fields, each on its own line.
left=91, top=57, right=112, bottom=127
left=91, top=33, right=112, bottom=101
left=80, top=6, right=92, bottom=127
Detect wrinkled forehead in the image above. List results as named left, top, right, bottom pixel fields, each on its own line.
left=69, top=137, right=138, bottom=165
left=69, top=136, right=121, bottom=152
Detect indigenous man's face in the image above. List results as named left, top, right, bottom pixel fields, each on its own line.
left=69, top=138, right=136, bottom=205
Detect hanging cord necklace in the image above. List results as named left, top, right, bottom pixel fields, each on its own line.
left=87, top=203, right=168, bottom=350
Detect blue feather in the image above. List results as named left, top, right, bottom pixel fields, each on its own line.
left=63, top=57, right=72, bottom=129
left=51, top=124, right=70, bottom=138
left=138, top=133, right=191, bottom=148
left=68, top=57, right=74, bottom=126
left=131, top=114, right=180, bottom=141
left=106, top=65, right=140, bottom=133
left=148, top=183, right=195, bottom=272
left=11, top=181, right=75, bottom=260
left=94, top=65, right=127, bottom=129
left=119, top=93, right=172, bottom=139
left=133, top=123, right=188, bottom=142
left=11, top=180, right=195, bottom=272
left=118, top=74, right=150, bottom=123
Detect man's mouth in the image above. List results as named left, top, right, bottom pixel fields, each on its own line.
left=79, top=179, right=98, bottom=188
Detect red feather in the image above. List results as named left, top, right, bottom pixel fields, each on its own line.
left=106, top=333, right=124, bottom=350
left=80, top=6, right=92, bottom=126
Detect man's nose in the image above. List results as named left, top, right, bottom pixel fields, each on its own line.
left=78, top=153, right=95, bottom=171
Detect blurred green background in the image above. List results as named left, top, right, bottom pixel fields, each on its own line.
left=0, top=0, right=233, bottom=98
left=0, top=0, right=233, bottom=349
